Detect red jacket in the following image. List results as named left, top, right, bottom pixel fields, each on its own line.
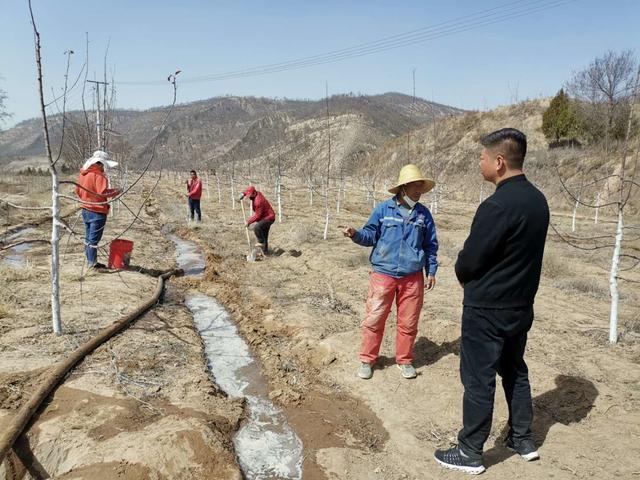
left=187, top=178, right=203, bottom=199
left=247, top=191, right=276, bottom=224
left=75, top=165, right=118, bottom=214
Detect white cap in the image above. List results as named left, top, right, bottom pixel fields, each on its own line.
left=82, top=150, right=119, bottom=170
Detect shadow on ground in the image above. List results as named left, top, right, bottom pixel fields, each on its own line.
left=485, top=374, right=598, bottom=467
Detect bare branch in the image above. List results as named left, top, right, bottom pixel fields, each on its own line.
left=622, top=145, right=640, bottom=205
left=620, top=255, right=640, bottom=271
left=82, top=32, right=92, bottom=152
left=0, top=239, right=49, bottom=251
left=0, top=198, right=51, bottom=211
left=548, top=222, right=615, bottom=251
left=559, top=233, right=615, bottom=241
left=554, top=164, right=619, bottom=208
left=52, top=50, right=74, bottom=167
left=620, top=66, right=640, bottom=208
left=44, top=53, right=85, bottom=108
left=104, top=72, right=180, bottom=243
left=28, top=0, right=54, bottom=168
left=617, top=276, right=640, bottom=284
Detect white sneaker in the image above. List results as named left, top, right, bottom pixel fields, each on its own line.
left=357, top=362, right=373, bottom=379
left=397, top=364, right=417, bottom=379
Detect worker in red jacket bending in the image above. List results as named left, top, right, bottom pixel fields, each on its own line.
left=240, top=186, right=276, bottom=255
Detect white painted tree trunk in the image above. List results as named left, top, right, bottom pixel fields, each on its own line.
left=336, top=183, right=341, bottom=213
left=204, top=172, right=211, bottom=200
left=323, top=181, right=330, bottom=240
left=608, top=208, right=623, bottom=343
left=50, top=173, right=62, bottom=335
left=230, top=174, right=236, bottom=210
left=479, top=183, right=484, bottom=205
left=323, top=209, right=330, bottom=240
left=276, top=174, right=282, bottom=223
left=31, top=9, right=62, bottom=335
left=308, top=182, right=313, bottom=206
left=594, top=193, right=600, bottom=224
left=572, top=194, right=580, bottom=232
left=216, top=175, right=222, bottom=204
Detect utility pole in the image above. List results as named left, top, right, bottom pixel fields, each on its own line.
left=87, top=79, right=109, bottom=149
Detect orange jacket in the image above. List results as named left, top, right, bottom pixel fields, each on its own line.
left=75, top=165, right=118, bottom=214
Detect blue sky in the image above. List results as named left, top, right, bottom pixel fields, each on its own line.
left=1, top=0, right=638, bottom=126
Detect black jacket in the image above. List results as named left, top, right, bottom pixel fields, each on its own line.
left=455, top=174, right=549, bottom=308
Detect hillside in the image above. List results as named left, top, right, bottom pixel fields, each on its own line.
left=0, top=93, right=463, bottom=171
left=370, top=99, right=640, bottom=213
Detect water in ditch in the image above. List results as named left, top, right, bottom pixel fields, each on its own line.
left=168, top=233, right=303, bottom=479
left=1, top=227, right=36, bottom=267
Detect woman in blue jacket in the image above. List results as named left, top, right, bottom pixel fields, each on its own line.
left=342, top=164, right=438, bottom=380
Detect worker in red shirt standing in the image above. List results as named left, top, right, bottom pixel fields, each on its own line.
left=186, top=170, right=203, bottom=222
left=75, top=150, right=120, bottom=268
left=240, top=186, right=276, bottom=255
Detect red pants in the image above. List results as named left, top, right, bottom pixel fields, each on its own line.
left=360, top=271, right=424, bottom=365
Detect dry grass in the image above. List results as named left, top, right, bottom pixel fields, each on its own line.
left=60, top=269, right=89, bottom=283
left=343, top=251, right=370, bottom=269
left=542, top=251, right=575, bottom=279
left=436, top=234, right=461, bottom=259
left=0, top=303, right=9, bottom=319
left=0, top=263, right=43, bottom=282
left=554, top=277, right=609, bottom=299
left=288, top=224, right=318, bottom=245
left=623, top=317, right=640, bottom=334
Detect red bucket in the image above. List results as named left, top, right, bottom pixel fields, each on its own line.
left=108, top=239, right=134, bottom=269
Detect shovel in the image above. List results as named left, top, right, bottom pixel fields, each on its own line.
left=240, top=199, right=257, bottom=262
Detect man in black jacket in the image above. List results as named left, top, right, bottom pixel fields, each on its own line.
left=434, top=128, right=550, bottom=474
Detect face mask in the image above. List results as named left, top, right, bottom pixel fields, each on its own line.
left=402, top=189, right=417, bottom=209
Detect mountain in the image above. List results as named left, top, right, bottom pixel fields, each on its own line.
left=0, top=93, right=464, bottom=172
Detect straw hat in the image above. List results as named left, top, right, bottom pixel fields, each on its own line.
left=82, top=150, right=119, bottom=170
left=388, top=164, right=435, bottom=194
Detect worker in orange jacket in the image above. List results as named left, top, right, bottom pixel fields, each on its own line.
left=75, top=151, right=120, bottom=268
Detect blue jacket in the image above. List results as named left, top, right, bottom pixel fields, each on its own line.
left=352, top=198, right=438, bottom=278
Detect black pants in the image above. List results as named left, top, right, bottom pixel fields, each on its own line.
left=188, top=197, right=201, bottom=221
left=458, top=306, right=534, bottom=459
left=253, top=219, right=274, bottom=254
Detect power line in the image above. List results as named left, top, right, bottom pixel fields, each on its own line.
left=184, top=0, right=556, bottom=82
left=118, top=0, right=577, bottom=86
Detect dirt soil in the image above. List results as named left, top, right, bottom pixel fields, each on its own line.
left=0, top=179, right=243, bottom=479
left=1, top=174, right=639, bottom=480
left=156, top=175, right=639, bottom=480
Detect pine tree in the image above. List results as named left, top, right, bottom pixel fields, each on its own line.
left=542, top=89, right=579, bottom=142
